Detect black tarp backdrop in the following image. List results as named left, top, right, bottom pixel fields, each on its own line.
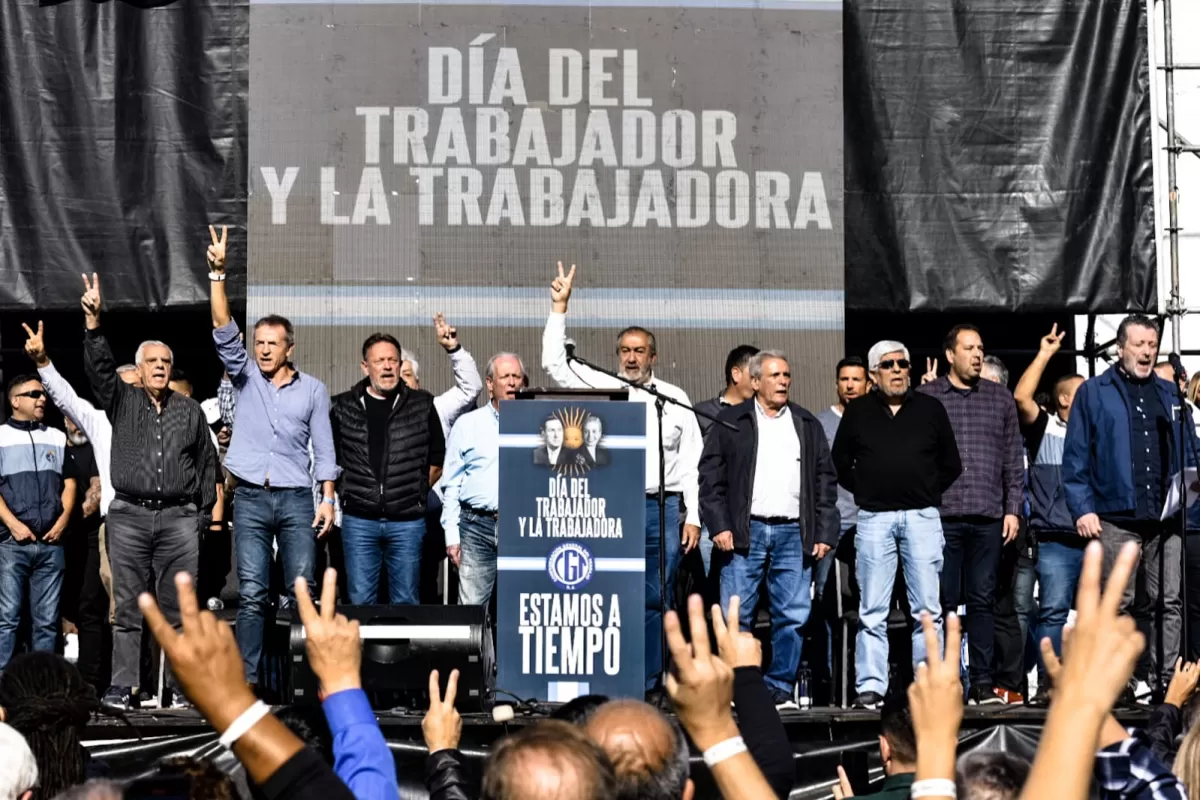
left=0, top=0, right=248, bottom=311
left=844, top=0, right=1157, bottom=313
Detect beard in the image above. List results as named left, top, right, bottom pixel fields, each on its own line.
left=68, top=431, right=89, bottom=446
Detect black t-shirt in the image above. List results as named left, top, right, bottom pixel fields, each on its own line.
left=364, top=391, right=393, bottom=479
left=65, top=442, right=100, bottom=532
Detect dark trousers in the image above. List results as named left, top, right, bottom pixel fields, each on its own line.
left=106, top=499, right=200, bottom=690
left=1186, top=532, right=1200, bottom=661
left=941, top=516, right=1003, bottom=688
left=63, top=525, right=112, bottom=695
left=993, top=521, right=1036, bottom=692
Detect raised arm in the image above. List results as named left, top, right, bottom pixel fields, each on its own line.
left=24, top=321, right=108, bottom=441
left=1015, top=326, right=1065, bottom=426
left=432, top=313, right=483, bottom=432
left=542, top=262, right=619, bottom=389
left=207, top=225, right=233, bottom=329
left=79, top=274, right=121, bottom=415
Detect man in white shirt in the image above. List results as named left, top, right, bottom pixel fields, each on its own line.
left=698, top=350, right=840, bottom=707
left=399, top=312, right=484, bottom=436
left=541, top=263, right=703, bottom=691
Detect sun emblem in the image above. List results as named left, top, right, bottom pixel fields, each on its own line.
left=554, top=406, right=590, bottom=476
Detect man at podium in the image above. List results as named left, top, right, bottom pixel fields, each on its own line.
left=541, top=263, right=703, bottom=693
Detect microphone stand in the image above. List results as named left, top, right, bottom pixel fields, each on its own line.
left=566, top=347, right=736, bottom=692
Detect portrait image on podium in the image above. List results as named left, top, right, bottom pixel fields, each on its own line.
left=532, top=408, right=612, bottom=473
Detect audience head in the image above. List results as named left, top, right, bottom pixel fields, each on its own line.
left=878, top=699, right=917, bottom=774
left=749, top=350, right=791, bottom=411
left=981, top=355, right=1008, bottom=387
left=481, top=719, right=618, bottom=800
left=274, top=704, right=335, bottom=765
left=956, top=750, right=1029, bottom=800
left=723, top=345, right=760, bottom=401
left=0, top=653, right=99, bottom=800
left=616, top=327, right=657, bottom=385
left=583, top=700, right=693, bottom=800
left=487, top=353, right=526, bottom=406
left=251, top=314, right=295, bottom=376
left=1115, top=314, right=1159, bottom=380
left=44, top=781, right=121, bottom=800
left=168, top=367, right=193, bottom=397
left=400, top=348, right=420, bottom=390
left=1053, top=374, right=1085, bottom=420
left=868, top=340, right=911, bottom=399
left=116, top=364, right=141, bottom=387
left=1174, top=717, right=1200, bottom=799
left=142, top=756, right=237, bottom=800
left=0, top=722, right=37, bottom=800
left=134, top=340, right=173, bottom=395
left=943, top=324, right=984, bottom=384
left=835, top=356, right=869, bottom=407
left=551, top=694, right=610, bottom=725
left=6, top=376, right=46, bottom=423
left=360, top=333, right=403, bottom=396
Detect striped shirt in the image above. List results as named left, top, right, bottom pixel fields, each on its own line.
left=1095, top=733, right=1187, bottom=800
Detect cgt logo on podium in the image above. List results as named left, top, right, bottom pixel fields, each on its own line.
left=547, top=542, right=595, bottom=591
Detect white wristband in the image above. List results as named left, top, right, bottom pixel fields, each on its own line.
left=911, top=778, right=957, bottom=799
left=702, top=736, right=748, bottom=768
left=208, top=271, right=227, bottom=282
left=218, top=700, right=271, bottom=749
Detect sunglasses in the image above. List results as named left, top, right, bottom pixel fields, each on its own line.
left=878, top=359, right=911, bottom=371
left=16, top=390, right=46, bottom=400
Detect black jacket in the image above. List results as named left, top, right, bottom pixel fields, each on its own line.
left=698, top=401, right=839, bottom=550
left=425, top=749, right=474, bottom=800
left=330, top=380, right=444, bottom=521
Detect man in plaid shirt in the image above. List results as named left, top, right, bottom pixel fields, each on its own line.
left=917, top=324, right=1024, bottom=705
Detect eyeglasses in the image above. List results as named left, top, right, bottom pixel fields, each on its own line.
left=877, top=359, right=911, bottom=371
left=15, top=390, right=45, bottom=400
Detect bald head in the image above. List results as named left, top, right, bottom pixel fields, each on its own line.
left=584, top=700, right=693, bottom=800
left=482, top=720, right=617, bottom=800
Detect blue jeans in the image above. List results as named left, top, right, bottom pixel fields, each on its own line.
left=719, top=520, right=813, bottom=696
left=1034, top=530, right=1084, bottom=681
left=234, top=485, right=317, bottom=682
left=941, top=517, right=1003, bottom=688
left=0, top=538, right=65, bottom=668
left=458, top=510, right=498, bottom=607
left=855, top=508, right=944, bottom=696
left=645, top=495, right=682, bottom=690
left=341, top=516, right=426, bottom=604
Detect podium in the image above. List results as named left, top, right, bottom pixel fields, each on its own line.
left=496, top=390, right=646, bottom=702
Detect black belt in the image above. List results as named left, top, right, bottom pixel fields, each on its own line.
left=461, top=503, right=498, bottom=520
left=114, top=493, right=190, bottom=511
left=751, top=515, right=800, bottom=525
left=647, top=491, right=682, bottom=499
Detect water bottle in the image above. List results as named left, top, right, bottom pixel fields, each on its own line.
left=798, top=667, right=812, bottom=709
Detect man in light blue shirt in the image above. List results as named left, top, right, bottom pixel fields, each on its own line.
left=441, top=352, right=525, bottom=606
left=206, top=226, right=341, bottom=684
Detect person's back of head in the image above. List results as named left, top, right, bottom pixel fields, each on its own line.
left=0, top=721, right=38, bottom=800
left=0, top=653, right=98, bottom=800
left=47, top=780, right=121, bottom=800
left=583, top=699, right=693, bottom=800
left=956, top=750, right=1029, bottom=800
left=153, top=756, right=237, bottom=800
left=879, top=699, right=917, bottom=775
left=481, top=719, right=618, bottom=800
left=1174, top=718, right=1200, bottom=798
left=274, top=704, right=335, bottom=764
left=550, top=694, right=609, bottom=726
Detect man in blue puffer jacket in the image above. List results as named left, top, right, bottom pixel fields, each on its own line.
left=1062, top=314, right=1200, bottom=698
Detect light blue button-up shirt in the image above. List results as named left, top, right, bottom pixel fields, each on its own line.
left=214, top=320, right=340, bottom=488
left=440, top=403, right=499, bottom=547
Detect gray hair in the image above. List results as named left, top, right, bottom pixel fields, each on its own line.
left=401, top=348, right=420, bottom=379
left=115, top=363, right=137, bottom=374
left=982, top=355, right=1009, bottom=386
left=134, top=340, right=173, bottom=367
left=486, top=352, right=526, bottom=380
left=50, top=779, right=124, bottom=800
left=868, top=340, right=910, bottom=371
left=956, top=750, right=1029, bottom=800
left=613, top=720, right=691, bottom=800
left=748, top=349, right=788, bottom=379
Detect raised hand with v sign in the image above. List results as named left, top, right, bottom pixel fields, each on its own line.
left=207, top=224, right=228, bottom=273
left=295, top=569, right=362, bottom=697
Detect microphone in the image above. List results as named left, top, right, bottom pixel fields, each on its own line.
left=1169, top=352, right=1187, bottom=386
left=564, top=338, right=577, bottom=360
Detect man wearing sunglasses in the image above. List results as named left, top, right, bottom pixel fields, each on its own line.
left=0, top=375, right=77, bottom=668
left=831, top=341, right=961, bottom=709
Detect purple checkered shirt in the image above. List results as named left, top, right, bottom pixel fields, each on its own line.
left=916, top=375, right=1024, bottom=518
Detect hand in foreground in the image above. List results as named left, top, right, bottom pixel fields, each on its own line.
left=1039, top=629, right=1131, bottom=750
left=22, top=321, right=48, bottom=367
left=665, top=594, right=738, bottom=750
left=1054, top=540, right=1143, bottom=719
left=712, top=595, right=762, bottom=670
left=295, top=569, right=361, bottom=697
left=908, top=611, right=963, bottom=750
left=832, top=765, right=855, bottom=800
left=1002, top=514, right=1020, bottom=545
left=713, top=530, right=734, bottom=551
left=921, top=357, right=938, bottom=385
left=433, top=312, right=459, bottom=351
left=446, top=544, right=462, bottom=567
left=312, top=501, right=335, bottom=539
left=8, top=520, right=36, bottom=543
left=139, top=572, right=254, bottom=730
left=1165, top=658, right=1200, bottom=708
left=207, top=225, right=228, bottom=272
left=682, top=523, right=701, bottom=553
left=1039, top=323, right=1066, bottom=355
left=423, top=668, right=462, bottom=754
left=550, top=261, right=576, bottom=312
left=1076, top=513, right=1102, bottom=538
left=80, top=273, right=101, bottom=321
